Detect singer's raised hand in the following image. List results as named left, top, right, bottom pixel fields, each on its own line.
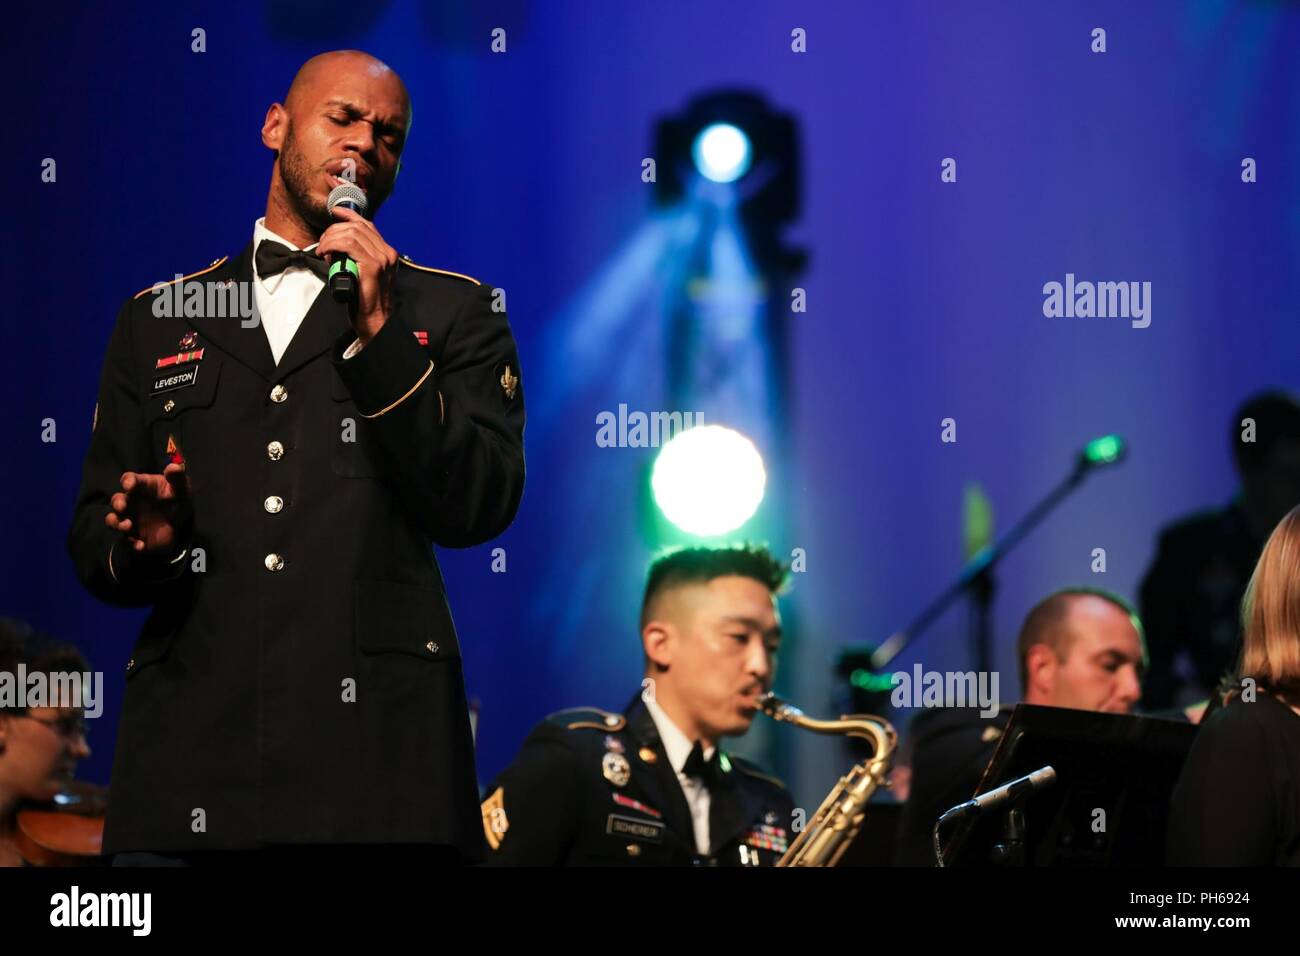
left=104, top=462, right=193, bottom=554
left=317, top=204, right=398, bottom=343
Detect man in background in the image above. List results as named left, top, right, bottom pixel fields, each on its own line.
left=894, top=588, right=1147, bottom=865
left=1140, top=391, right=1300, bottom=710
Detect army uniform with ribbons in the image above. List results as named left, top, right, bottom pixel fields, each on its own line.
left=67, top=242, right=525, bottom=859
left=481, top=693, right=796, bottom=865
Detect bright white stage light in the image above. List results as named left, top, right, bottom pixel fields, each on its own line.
left=692, top=123, right=752, bottom=184
left=651, top=425, right=766, bottom=536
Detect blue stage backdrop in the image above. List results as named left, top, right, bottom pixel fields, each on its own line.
left=5, top=1, right=1299, bottom=809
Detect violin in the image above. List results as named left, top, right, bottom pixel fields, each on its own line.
left=14, top=779, right=108, bottom=866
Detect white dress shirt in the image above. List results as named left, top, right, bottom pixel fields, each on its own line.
left=252, top=217, right=326, bottom=366
left=643, top=696, right=716, bottom=855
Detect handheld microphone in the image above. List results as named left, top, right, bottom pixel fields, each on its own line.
left=325, top=182, right=369, bottom=307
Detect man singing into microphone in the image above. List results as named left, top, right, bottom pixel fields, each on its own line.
left=67, top=50, right=525, bottom=864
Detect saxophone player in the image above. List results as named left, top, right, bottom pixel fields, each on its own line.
left=480, top=544, right=796, bottom=865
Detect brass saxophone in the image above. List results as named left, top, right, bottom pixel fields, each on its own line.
left=760, top=692, right=898, bottom=867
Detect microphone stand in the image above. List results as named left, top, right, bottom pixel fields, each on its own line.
left=932, top=765, right=1056, bottom=866
left=932, top=793, right=1031, bottom=867
left=851, top=446, right=1120, bottom=675
left=990, top=805, right=1027, bottom=866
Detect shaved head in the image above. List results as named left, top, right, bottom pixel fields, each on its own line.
left=284, top=50, right=411, bottom=131
left=261, top=50, right=413, bottom=246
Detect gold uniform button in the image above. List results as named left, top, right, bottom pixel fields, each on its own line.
left=426, top=641, right=440, bottom=654
left=267, top=440, right=285, bottom=461
left=163, top=399, right=175, bottom=413
left=270, top=384, right=288, bottom=403
left=264, top=495, right=284, bottom=514
left=126, top=658, right=135, bottom=670
left=626, top=844, right=641, bottom=857
left=264, top=553, right=285, bottom=572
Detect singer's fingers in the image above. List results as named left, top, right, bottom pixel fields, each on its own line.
left=121, top=472, right=177, bottom=504
left=162, top=462, right=190, bottom=498
left=330, top=206, right=386, bottom=241
left=110, top=492, right=129, bottom=514
left=346, top=215, right=397, bottom=259
left=318, top=225, right=388, bottom=270
left=123, top=471, right=164, bottom=497
left=319, top=221, right=380, bottom=254
left=321, top=215, right=393, bottom=255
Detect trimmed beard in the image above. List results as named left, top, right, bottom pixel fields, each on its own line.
left=278, top=122, right=332, bottom=234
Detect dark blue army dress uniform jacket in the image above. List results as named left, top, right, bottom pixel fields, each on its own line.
left=481, top=693, right=796, bottom=865
left=66, top=240, right=525, bottom=859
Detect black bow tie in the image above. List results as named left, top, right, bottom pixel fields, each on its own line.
left=682, top=741, right=723, bottom=790
left=256, top=239, right=329, bottom=280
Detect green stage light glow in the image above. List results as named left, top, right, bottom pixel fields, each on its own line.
left=651, top=425, right=766, bottom=536
left=1082, top=434, right=1125, bottom=466
left=850, top=669, right=896, bottom=693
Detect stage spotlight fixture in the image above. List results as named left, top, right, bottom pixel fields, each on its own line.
left=692, top=122, right=752, bottom=183
left=652, top=90, right=802, bottom=259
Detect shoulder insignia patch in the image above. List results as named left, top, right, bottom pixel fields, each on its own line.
left=134, top=257, right=229, bottom=300
left=481, top=786, right=509, bottom=850
left=497, top=362, right=519, bottom=402
left=398, top=254, right=482, bottom=286
left=545, top=706, right=627, bottom=733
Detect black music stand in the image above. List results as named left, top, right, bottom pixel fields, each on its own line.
left=941, top=704, right=1197, bottom=866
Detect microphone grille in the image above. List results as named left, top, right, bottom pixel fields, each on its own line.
left=326, top=181, right=369, bottom=215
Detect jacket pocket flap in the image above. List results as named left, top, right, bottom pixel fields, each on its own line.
left=354, top=579, right=461, bottom=662
left=125, top=606, right=184, bottom=677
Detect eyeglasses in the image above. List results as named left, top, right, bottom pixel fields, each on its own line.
left=16, top=712, right=89, bottom=741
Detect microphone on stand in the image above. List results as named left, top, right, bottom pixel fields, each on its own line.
left=932, top=765, right=1057, bottom=866
left=325, top=182, right=369, bottom=308
left=941, top=765, right=1057, bottom=820
left=838, top=433, right=1130, bottom=675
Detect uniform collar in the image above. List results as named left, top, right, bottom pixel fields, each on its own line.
left=253, top=217, right=322, bottom=289
left=623, top=692, right=760, bottom=856
left=643, top=696, right=715, bottom=775
left=185, top=241, right=350, bottom=383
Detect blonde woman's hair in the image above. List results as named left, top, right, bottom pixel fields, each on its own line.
left=1239, top=504, right=1300, bottom=703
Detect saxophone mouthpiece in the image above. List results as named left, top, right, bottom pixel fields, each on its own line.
left=759, top=692, right=802, bottom=721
